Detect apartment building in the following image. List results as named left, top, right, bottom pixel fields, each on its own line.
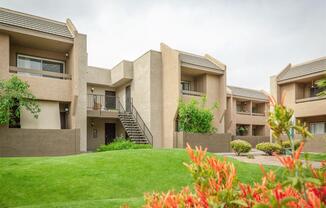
left=225, top=86, right=270, bottom=137
left=0, top=7, right=273, bottom=154
left=0, top=7, right=88, bottom=152
left=271, top=57, right=326, bottom=137
left=86, top=45, right=227, bottom=150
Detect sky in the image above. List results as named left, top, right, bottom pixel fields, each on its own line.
left=1, top=0, right=325, bottom=91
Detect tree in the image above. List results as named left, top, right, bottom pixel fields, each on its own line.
left=267, top=95, right=312, bottom=156
left=316, top=78, right=326, bottom=96
left=178, top=96, right=219, bottom=133
left=0, top=76, right=40, bottom=126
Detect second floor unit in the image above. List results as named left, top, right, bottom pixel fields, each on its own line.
left=271, top=57, right=326, bottom=136
left=225, top=86, right=270, bottom=137
left=271, top=57, right=326, bottom=118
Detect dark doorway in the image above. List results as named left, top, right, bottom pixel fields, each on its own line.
left=125, top=86, right=131, bottom=112
left=105, top=91, right=116, bottom=109
left=105, top=123, right=116, bottom=144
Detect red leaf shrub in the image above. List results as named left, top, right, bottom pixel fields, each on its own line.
left=143, top=142, right=326, bottom=207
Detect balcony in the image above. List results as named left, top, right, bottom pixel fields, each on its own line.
left=236, top=100, right=251, bottom=115
left=9, top=66, right=72, bottom=80
left=87, top=94, right=122, bottom=118
left=295, top=82, right=326, bottom=103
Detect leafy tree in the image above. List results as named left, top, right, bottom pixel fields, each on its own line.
left=0, top=76, right=40, bottom=126
left=267, top=96, right=312, bottom=156
left=316, top=78, right=326, bottom=96
left=178, top=96, right=219, bottom=133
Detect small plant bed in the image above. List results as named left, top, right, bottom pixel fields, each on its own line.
left=96, top=137, right=151, bottom=152
left=301, top=152, right=326, bottom=162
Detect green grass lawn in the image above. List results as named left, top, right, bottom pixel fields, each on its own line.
left=0, top=149, right=283, bottom=208
left=301, top=152, right=326, bottom=162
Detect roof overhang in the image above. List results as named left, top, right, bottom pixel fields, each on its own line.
left=0, top=24, right=73, bottom=52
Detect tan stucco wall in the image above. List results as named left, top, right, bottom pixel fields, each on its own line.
left=0, top=33, right=10, bottom=79
left=226, top=97, right=270, bottom=136
left=149, top=51, right=163, bottom=148
left=161, top=43, right=180, bottom=148
left=69, top=33, right=88, bottom=152
left=111, top=60, right=133, bottom=86
left=87, top=84, right=115, bottom=95
left=87, top=117, right=125, bottom=151
left=87, top=66, right=111, bottom=86
left=0, top=128, right=80, bottom=156
left=280, top=83, right=326, bottom=118
left=21, top=101, right=61, bottom=129
left=205, top=74, right=226, bottom=133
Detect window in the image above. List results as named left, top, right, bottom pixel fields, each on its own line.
left=181, top=81, right=191, bottom=91
left=310, top=122, right=326, bottom=135
left=17, top=54, right=65, bottom=77
left=310, top=86, right=325, bottom=97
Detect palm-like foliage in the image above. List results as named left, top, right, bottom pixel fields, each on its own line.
left=316, top=78, right=326, bottom=96
left=268, top=95, right=312, bottom=156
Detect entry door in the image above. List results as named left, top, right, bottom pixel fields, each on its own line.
left=105, top=91, right=116, bottom=109
left=125, top=86, right=131, bottom=112
left=105, top=123, right=116, bottom=144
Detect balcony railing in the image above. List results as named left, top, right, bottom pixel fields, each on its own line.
left=296, top=96, right=326, bottom=103
left=9, top=66, right=72, bottom=80
left=87, top=94, right=120, bottom=111
left=182, top=90, right=205, bottom=96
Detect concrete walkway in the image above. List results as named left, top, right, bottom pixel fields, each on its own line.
left=216, top=149, right=322, bottom=168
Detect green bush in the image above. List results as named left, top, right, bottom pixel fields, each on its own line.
left=96, top=137, right=151, bottom=152
left=178, top=97, right=219, bottom=133
left=230, top=139, right=252, bottom=156
left=256, top=142, right=282, bottom=155
left=281, top=140, right=301, bottom=150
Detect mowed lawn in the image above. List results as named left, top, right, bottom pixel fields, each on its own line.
left=0, top=149, right=283, bottom=208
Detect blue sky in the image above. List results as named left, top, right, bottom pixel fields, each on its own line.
left=1, top=0, right=325, bottom=91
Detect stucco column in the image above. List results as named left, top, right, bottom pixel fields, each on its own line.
left=0, top=34, right=10, bottom=80
left=71, top=34, right=87, bottom=152
left=160, top=43, right=180, bottom=148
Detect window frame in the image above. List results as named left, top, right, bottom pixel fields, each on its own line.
left=310, top=122, right=326, bottom=135
left=17, top=54, right=66, bottom=74
left=181, top=80, right=191, bottom=91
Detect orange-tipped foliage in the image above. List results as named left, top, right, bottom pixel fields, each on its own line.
left=143, top=144, right=325, bottom=208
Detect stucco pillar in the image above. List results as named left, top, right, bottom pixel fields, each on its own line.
left=0, top=34, right=10, bottom=80
left=71, top=34, right=87, bottom=152
left=160, top=43, right=180, bottom=148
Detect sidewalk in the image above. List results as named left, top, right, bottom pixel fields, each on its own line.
left=216, top=149, right=322, bottom=168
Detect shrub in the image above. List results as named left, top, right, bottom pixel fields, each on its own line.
left=143, top=142, right=325, bottom=207
left=230, top=139, right=252, bottom=156
left=96, top=137, right=151, bottom=152
left=281, top=139, right=301, bottom=150
left=256, top=142, right=282, bottom=155
left=178, top=97, right=219, bottom=133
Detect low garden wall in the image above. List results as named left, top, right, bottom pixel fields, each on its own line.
left=278, top=134, right=326, bottom=153
left=0, top=128, right=80, bottom=156
left=174, top=132, right=232, bottom=153
left=233, top=136, right=270, bottom=147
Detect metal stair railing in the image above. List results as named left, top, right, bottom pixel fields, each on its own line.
left=117, top=98, right=153, bottom=145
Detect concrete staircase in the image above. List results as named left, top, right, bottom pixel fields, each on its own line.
left=118, top=112, right=149, bottom=144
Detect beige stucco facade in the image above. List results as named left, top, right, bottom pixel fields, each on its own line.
left=225, top=95, right=270, bottom=137
left=271, top=57, right=326, bottom=138
left=0, top=7, right=273, bottom=153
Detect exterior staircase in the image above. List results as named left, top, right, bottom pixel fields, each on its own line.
left=118, top=112, right=149, bottom=144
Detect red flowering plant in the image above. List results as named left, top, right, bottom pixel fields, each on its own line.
left=143, top=143, right=326, bottom=207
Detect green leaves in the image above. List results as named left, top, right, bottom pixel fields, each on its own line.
left=178, top=97, right=218, bottom=133
left=316, top=78, right=326, bottom=96
left=0, top=76, right=40, bottom=126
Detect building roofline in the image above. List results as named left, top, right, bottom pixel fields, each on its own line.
left=0, top=7, right=67, bottom=26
